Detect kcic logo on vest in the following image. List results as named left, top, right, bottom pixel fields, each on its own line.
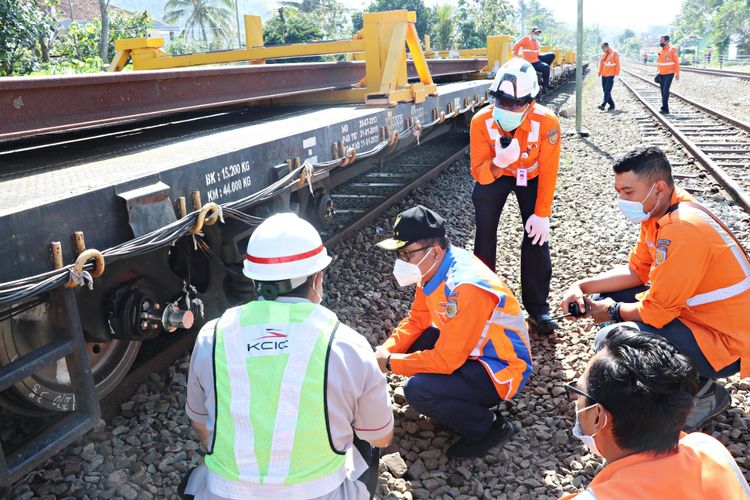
left=247, top=328, right=289, bottom=352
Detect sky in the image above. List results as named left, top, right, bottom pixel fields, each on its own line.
left=337, top=0, right=685, bottom=33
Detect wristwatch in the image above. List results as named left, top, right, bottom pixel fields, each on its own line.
left=385, top=355, right=392, bottom=373
left=607, top=302, right=623, bottom=323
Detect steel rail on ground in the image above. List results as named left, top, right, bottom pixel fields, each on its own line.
left=679, top=66, right=750, bottom=81
left=619, top=68, right=750, bottom=214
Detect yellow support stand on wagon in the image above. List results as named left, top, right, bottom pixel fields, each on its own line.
left=109, top=10, right=436, bottom=106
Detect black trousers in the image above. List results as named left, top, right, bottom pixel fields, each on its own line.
left=601, top=76, right=615, bottom=108
left=659, top=73, right=674, bottom=111
left=532, top=60, right=550, bottom=88
left=472, top=176, right=551, bottom=316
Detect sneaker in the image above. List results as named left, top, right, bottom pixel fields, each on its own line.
left=607, top=105, right=615, bottom=111
left=447, top=414, right=515, bottom=459
left=659, top=108, right=670, bottom=115
left=597, top=104, right=606, bottom=110
left=528, top=314, right=559, bottom=335
left=683, top=380, right=731, bottom=432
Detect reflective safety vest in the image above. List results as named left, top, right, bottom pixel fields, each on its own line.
left=469, top=102, right=561, bottom=217
left=513, top=36, right=541, bottom=63
left=629, top=188, right=750, bottom=378
left=598, top=50, right=620, bottom=77
left=205, top=300, right=346, bottom=498
left=657, top=43, right=680, bottom=75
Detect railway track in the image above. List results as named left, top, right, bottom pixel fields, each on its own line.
left=619, top=67, right=750, bottom=213
left=679, top=66, right=750, bottom=80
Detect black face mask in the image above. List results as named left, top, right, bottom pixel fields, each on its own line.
left=659, top=42, right=666, bottom=48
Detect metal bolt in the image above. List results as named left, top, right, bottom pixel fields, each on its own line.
left=154, top=303, right=161, bottom=310
left=151, top=323, right=159, bottom=329
left=140, top=321, right=149, bottom=330
left=142, top=301, right=150, bottom=311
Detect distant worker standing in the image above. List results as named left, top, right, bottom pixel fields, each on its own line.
left=656, top=34, right=680, bottom=114
left=642, top=50, right=648, bottom=64
left=597, top=42, right=620, bottom=111
left=513, top=26, right=556, bottom=90
left=470, top=57, right=562, bottom=335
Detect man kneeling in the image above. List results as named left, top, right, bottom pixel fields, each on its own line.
left=375, top=205, right=532, bottom=459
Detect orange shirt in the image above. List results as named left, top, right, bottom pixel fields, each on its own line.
left=383, top=246, right=532, bottom=400
left=628, top=188, right=750, bottom=377
left=559, top=433, right=750, bottom=499
left=469, top=102, right=561, bottom=217
left=657, top=43, right=680, bottom=75
left=513, top=35, right=540, bottom=63
left=598, top=50, right=620, bottom=77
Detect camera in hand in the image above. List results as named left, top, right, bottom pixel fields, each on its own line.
left=569, top=302, right=585, bottom=318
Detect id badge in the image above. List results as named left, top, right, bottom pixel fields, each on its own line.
left=516, top=168, right=528, bottom=187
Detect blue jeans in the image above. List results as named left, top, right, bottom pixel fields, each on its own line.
left=659, top=73, right=674, bottom=111
left=595, top=286, right=740, bottom=379
left=402, top=328, right=502, bottom=441
left=601, top=76, right=615, bottom=108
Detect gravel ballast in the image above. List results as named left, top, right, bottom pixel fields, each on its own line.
left=14, top=71, right=750, bottom=500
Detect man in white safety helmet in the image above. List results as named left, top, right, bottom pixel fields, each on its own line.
left=182, top=212, right=393, bottom=500
left=469, top=57, right=562, bottom=335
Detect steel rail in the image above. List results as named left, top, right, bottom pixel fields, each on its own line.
left=622, top=67, right=750, bottom=132
left=619, top=72, right=750, bottom=214
left=0, top=59, right=486, bottom=142
left=679, top=66, right=750, bottom=81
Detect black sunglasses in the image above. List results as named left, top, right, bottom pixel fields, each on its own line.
left=564, top=381, right=597, bottom=404
left=495, top=97, right=530, bottom=111
left=397, top=246, right=431, bottom=261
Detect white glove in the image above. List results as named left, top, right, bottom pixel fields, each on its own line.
left=492, top=137, right=521, bottom=169
left=524, top=214, right=549, bottom=246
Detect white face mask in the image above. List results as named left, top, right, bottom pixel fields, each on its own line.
left=572, top=403, right=607, bottom=457
left=392, top=248, right=436, bottom=287
left=617, top=183, right=656, bottom=223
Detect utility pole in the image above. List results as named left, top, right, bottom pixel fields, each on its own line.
left=574, top=0, right=588, bottom=136
left=235, top=0, right=242, bottom=48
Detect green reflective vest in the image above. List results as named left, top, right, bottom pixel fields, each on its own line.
left=205, top=300, right=346, bottom=498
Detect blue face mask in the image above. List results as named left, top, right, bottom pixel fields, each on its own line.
left=617, top=183, right=656, bottom=223
left=532, top=34, right=540, bottom=40
left=493, top=106, right=526, bottom=132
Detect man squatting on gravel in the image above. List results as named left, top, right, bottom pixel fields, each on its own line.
left=375, top=205, right=531, bottom=459
left=562, top=326, right=750, bottom=497
left=183, top=213, right=393, bottom=500
left=562, top=145, right=750, bottom=432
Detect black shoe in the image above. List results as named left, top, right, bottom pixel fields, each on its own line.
left=446, top=415, right=515, bottom=459
left=683, top=380, right=731, bottom=431
left=528, top=314, right=558, bottom=335
left=597, top=104, right=606, bottom=110
left=607, top=105, right=615, bottom=111
left=659, top=108, right=670, bottom=115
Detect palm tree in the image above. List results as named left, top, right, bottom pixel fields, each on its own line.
left=435, top=4, right=454, bottom=50
left=163, top=0, right=234, bottom=46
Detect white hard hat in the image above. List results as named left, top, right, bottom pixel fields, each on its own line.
left=243, top=212, right=331, bottom=285
left=489, top=57, right=540, bottom=102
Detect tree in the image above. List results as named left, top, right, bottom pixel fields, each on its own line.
left=434, top=4, right=454, bottom=50
left=364, top=0, right=436, bottom=41
left=0, top=0, right=55, bottom=75
left=453, top=0, right=516, bottom=49
left=263, top=6, right=325, bottom=61
left=163, top=0, right=234, bottom=46
left=712, top=0, right=750, bottom=54
left=618, top=29, right=636, bottom=45
left=281, top=0, right=351, bottom=39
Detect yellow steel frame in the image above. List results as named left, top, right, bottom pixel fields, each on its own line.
left=422, top=34, right=513, bottom=77
left=109, top=10, right=436, bottom=106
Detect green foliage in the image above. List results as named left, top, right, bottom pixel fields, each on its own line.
left=164, top=0, right=234, bottom=45
left=453, top=0, right=516, bottom=49
left=618, top=29, right=636, bottom=44
left=620, top=37, right=642, bottom=59
left=263, top=6, right=325, bottom=62
left=365, top=0, right=436, bottom=41
left=712, top=0, right=750, bottom=54
left=0, top=0, right=56, bottom=76
left=281, top=0, right=351, bottom=39
left=40, top=11, right=151, bottom=75
left=433, top=4, right=454, bottom=50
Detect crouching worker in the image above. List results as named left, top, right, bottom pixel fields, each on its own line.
left=561, top=146, right=750, bottom=431
left=561, top=326, right=750, bottom=499
left=374, top=205, right=532, bottom=459
left=182, top=213, right=393, bottom=499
